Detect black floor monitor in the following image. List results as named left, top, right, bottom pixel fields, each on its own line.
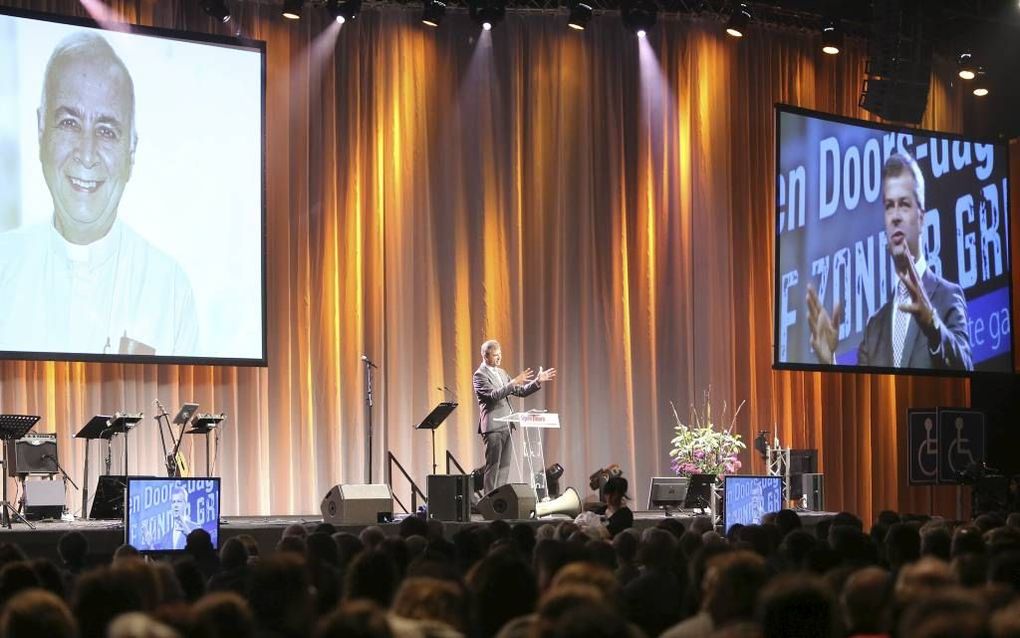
left=89, top=475, right=126, bottom=520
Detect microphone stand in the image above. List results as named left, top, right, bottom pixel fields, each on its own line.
left=43, top=454, right=78, bottom=521
left=362, top=356, right=378, bottom=483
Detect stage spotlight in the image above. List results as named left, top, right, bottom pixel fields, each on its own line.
left=201, top=0, right=231, bottom=22
left=567, top=1, right=592, bottom=31
left=329, top=0, right=361, bottom=24
left=421, top=0, right=446, bottom=27
left=821, top=19, right=841, bottom=55
left=972, top=69, right=988, bottom=96
left=725, top=2, right=750, bottom=37
left=621, top=0, right=656, bottom=37
left=545, top=463, right=565, bottom=498
left=958, top=53, right=976, bottom=80
left=282, top=0, right=302, bottom=19
left=469, top=0, right=506, bottom=30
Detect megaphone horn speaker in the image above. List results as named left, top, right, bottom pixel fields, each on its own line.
left=536, top=486, right=582, bottom=518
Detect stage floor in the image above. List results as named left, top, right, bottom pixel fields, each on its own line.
left=0, top=510, right=837, bottom=563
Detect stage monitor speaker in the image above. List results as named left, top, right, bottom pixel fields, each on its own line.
left=477, top=483, right=536, bottom=520
left=89, top=475, right=126, bottom=520
left=321, top=483, right=393, bottom=525
left=427, top=474, right=471, bottom=522
left=790, top=473, right=824, bottom=511
left=6, top=434, right=58, bottom=477
left=23, top=479, right=64, bottom=520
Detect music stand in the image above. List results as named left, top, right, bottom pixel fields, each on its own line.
left=75, top=415, right=116, bottom=521
left=186, top=413, right=225, bottom=476
left=415, top=402, right=457, bottom=475
left=0, top=415, right=40, bottom=528
left=105, top=413, right=142, bottom=488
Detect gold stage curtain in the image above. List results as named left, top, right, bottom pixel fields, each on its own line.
left=1, top=1, right=989, bottom=522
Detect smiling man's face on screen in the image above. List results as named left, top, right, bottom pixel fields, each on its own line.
left=38, top=37, right=136, bottom=245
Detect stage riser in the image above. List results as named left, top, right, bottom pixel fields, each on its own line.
left=0, top=511, right=835, bottom=564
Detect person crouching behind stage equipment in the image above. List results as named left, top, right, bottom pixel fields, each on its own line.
left=473, top=339, right=556, bottom=494
left=602, top=476, right=634, bottom=538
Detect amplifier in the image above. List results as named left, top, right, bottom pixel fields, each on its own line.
left=6, top=434, right=58, bottom=477
left=24, top=479, right=64, bottom=520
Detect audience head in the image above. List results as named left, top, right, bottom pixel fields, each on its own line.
left=344, top=549, right=399, bottom=607
left=315, top=599, right=393, bottom=638
left=840, top=566, right=892, bottom=635
left=391, top=576, right=467, bottom=632
left=398, top=515, right=429, bottom=540
left=703, top=550, right=768, bottom=627
left=248, top=553, right=313, bottom=637
left=467, top=547, right=537, bottom=638
left=218, top=537, right=249, bottom=571
left=0, top=589, right=76, bottom=638
left=191, top=591, right=254, bottom=638
left=756, top=574, right=838, bottom=638
left=57, top=531, right=89, bottom=569
left=885, top=522, right=921, bottom=570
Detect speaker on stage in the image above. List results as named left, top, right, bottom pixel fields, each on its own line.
left=321, top=484, right=393, bottom=525
left=23, top=479, right=64, bottom=520
left=427, top=474, right=471, bottom=522
left=477, top=483, right=536, bottom=520
left=791, top=473, right=824, bottom=511
left=89, top=475, right=126, bottom=520
left=6, top=434, right=58, bottom=477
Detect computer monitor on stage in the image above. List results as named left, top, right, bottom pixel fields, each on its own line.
left=647, top=476, right=690, bottom=510
left=789, top=449, right=818, bottom=475
left=723, top=475, right=783, bottom=533
left=125, top=477, right=221, bottom=553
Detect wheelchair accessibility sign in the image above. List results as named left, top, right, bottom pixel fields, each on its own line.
left=907, top=410, right=938, bottom=485
left=937, top=409, right=985, bottom=484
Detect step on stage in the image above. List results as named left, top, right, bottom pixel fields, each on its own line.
left=0, top=510, right=837, bottom=564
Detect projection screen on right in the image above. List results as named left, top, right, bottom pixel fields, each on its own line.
left=0, top=9, right=264, bottom=364
left=774, top=106, right=1011, bottom=374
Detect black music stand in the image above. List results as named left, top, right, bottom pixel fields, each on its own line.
left=105, top=413, right=142, bottom=487
left=75, top=415, right=114, bottom=521
left=0, top=415, right=40, bottom=528
left=415, top=402, right=457, bottom=475
left=186, top=413, right=225, bottom=476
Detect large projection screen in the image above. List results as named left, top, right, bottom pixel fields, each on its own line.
left=0, top=8, right=266, bottom=365
left=774, top=106, right=1011, bottom=375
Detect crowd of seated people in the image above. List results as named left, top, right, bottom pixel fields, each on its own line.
left=0, top=507, right=1018, bottom=637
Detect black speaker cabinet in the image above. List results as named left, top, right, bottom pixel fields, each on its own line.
left=89, top=475, right=126, bottom=520
left=6, top=434, right=58, bottom=477
left=791, top=473, right=825, bottom=511
left=477, top=483, right=536, bottom=520
left=427, top=474, right=471, bottom=522
left=23, top=479, right=64, bottom=520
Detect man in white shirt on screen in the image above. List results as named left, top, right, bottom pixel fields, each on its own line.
left=0, top=31, right=197, bottom=356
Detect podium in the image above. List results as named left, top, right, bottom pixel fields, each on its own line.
left=494, top=411, right=560, bottom=500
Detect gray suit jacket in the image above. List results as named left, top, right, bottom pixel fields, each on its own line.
left=474, top=363, right=541, bottom=434
left=857, top=269, right=972, bottom=370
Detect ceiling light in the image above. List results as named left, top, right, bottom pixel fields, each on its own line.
left=726, top=2, right=750, bottom=37
left=621, top=0, right=656, bottom=37
left=421, top=0, right=446, bottom=27
left=201, top=0, right=231, bottom=22
left=329, top=0, right=361, bottom=23
left=821, top=20, right=841, bottom=55
left=282, top=0, right=302, bottom=19
left=958, top=53, right=976, bottom=80
left=469, top=0, right=506, bottom=30
left=567, top=2, right=592, bottom=31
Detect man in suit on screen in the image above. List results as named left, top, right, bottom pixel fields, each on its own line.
left=807, top=152, right=972, bottom=370
left=474, top=339, right=556, bottom=494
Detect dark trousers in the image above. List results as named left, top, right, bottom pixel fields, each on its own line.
left=482, top=429, right=513, bottom=494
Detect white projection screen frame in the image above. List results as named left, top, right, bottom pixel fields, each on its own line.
left=0, top=7, right=266, bottom=366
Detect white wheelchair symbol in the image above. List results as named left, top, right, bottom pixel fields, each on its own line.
left=917, top=417, right=937, bottom=478
left=946, top=417, right=977, bottom=475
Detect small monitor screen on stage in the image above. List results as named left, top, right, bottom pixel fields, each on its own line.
left=125, top=478, right=221, bottom=553
left=723, top=475, right=783, bottom=533
left=0, top=8, right=265, bottom=365
left=774, top=106, right=1012, bottom=375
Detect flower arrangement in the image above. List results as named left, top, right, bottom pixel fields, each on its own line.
left=669, top=389, right=747, bottom=477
